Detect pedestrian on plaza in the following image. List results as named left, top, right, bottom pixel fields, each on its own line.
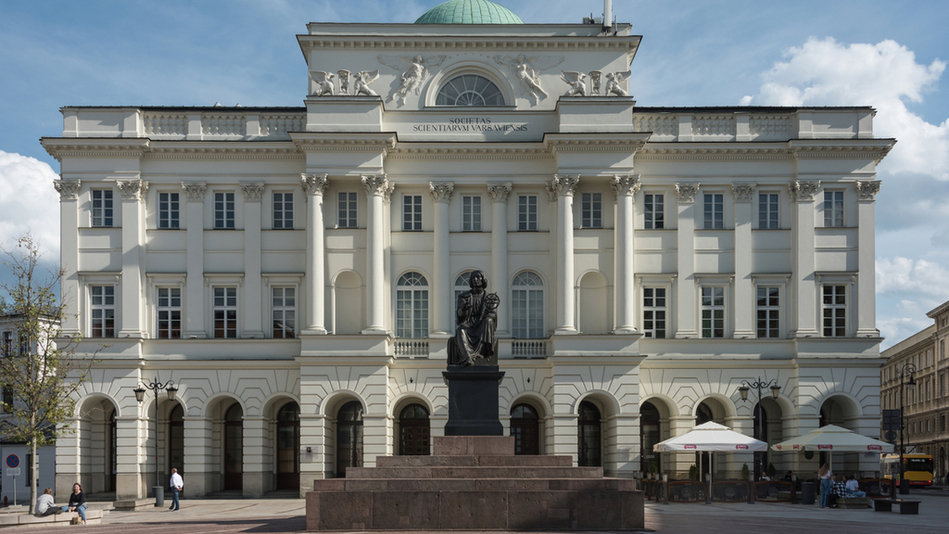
left=60, top=483, right=87, bottom=524
left=169, top=467, right=184, bottom=512
left=35, top=487, right=60, bottom=516
left=845, top=474, right=867, bottom=498
left=828, top=474, right=847, bottom=508
left=818, top=463, right=833, bottom=508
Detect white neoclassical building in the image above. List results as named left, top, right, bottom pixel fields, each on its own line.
left=41, top=0, right=894, bottom=499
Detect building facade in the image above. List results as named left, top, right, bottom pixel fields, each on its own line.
left=41, top=1, right=894, bottom=499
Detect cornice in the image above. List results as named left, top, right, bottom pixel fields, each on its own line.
left=788, top=139, right=896, bottom=164
left=638, top=145, right=788, bottom=161
left=146, top=143, right=302, bottom=160
left=387, top=145, right=549, bottom=161
left=41, top=138, right=150, bottom=161
left=291, top=132, right=397, bottom=154
left=544, top=133, right=649, bottom=153
left=298, top=35, right=640, bottom=53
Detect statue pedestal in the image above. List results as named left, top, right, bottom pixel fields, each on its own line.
left=443, top=365, right=504, bottom=436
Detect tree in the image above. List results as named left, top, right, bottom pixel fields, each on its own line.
left=0, top=235, right=94, bottom=513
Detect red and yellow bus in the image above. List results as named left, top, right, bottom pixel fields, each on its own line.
left=882, top=454, right=934, bottom=487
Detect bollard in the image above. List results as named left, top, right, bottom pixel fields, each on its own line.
left=791, top=474, right=797, bottom=504
left=663, top=474, right=669, bottom=505
left=748, top=475, right=755, bottom=504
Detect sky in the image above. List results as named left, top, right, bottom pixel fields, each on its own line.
left=0, top=0, right=947, bottom=349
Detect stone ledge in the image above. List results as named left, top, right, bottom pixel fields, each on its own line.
left=0, top=509, right=104, bottom=528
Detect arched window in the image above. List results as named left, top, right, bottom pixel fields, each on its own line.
left=578, top=401, right=602, bottom=467
left=436, top=75, right=504, bottom=106
left=396, top=272, right=429, bottom=338
left=399, top=404, right=431, bottom=456
left=510, top=403, right=539, bottom=455
left=511, top=271, right=544, bottom=338
left=336, top=401, right=363, bottom=477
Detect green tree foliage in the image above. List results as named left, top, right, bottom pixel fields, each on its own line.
left=0, top=235, right=95, bottom=513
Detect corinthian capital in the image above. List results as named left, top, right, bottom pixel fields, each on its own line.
left=301, top=173, right=329, bottom=197
left=611, top=174, right=641, bottom=199
left=429, top=182, right=454, bottom=203
left=181, top=182, right=207, bottom=202
left=855, top=180, right=881, bottom=201
left=731, top=183, right=757, bottom=203
left=549, top=174, right=580, bottom=197
left=53, top=179, right=81, bottom=200
left=361, top=174, right=392, bottom=201
left=240, top=182, right=265, bottom=202
left=116, top=179, right=148, bottom=202
left=789, top=180, right=821, bottom=202
left=675, top=183, right=700, bottom=203
left=487, top=182, right=513, bottom=203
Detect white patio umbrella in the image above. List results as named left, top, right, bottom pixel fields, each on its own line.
left=653, top=421, right=768, bottom=482
left=771, top=424, right=894, bottom=472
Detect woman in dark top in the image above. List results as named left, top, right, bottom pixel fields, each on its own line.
left=60, top=482, right=87, bottom=524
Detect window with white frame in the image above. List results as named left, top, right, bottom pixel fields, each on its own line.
left=642, top=287, right=666, bottom=339
left=512, top=271, right=544, bottom=338
left=273, top=192, right=293, bottom=229
left=518, top=195, right=537, bottom=231
left=156, top=287, right=181, bottom=339
left=756, top=286, right=780, bottom=338
left=272, top=287, right=296, bottom=339
left=338, top=192, right=357, bottom=228
left=581, top=193, right=602, bottom=228
left=213, top=287, right=238, bottom=338
left=92, top=189, right=114, bottom=227
left=822, top=284, right=846, bottom=337
left=1, top=331, right=12, bottom=356
left=90, top=285, right=115, bottom=337
left=644, top=193, right=664, bottom=229
left=823, top=191, right=844, bottom=227
left=703, top=193, right=724, bottom=229
left=403, top=195, right=422, bottom=231
left=701, top=286, right=725, bottom=338
left=214, top=192, right=235, bottom=229
left=758, top=193, right=778, bottom=229
left=158, top=192, right=180, bottom=229
left=462, top=195, right=482, bottom=232
left=396, top=272, right=428, bottom=338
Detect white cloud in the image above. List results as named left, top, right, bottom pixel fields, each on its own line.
left=0, top=151, right=60, bottom=260
left=876, top=257, right=949, bottom=299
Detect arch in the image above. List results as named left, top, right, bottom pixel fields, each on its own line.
left=76, top=392, right=120, bottom=419
left=76, top=395, right=119, bottom=494
left=436, top=74, right=505, bottom=106
left=640, top=394, right=678, bottom=420
left=503, top=391, right=552, bottom=418
left=817, top=392, right=864, bottom=424
left=391, top=393, right=435, bottom=419
left=261, top=393, right=301, bottom=418
left=202, top=393, right=246, bottom=419
left=573, top=390, right=621, bottom=418
left=691, top=393, right=738, bottom=420
left=578, top=270, right=610, bottom=334
left=319, top=390, right=368, bottom=418
left=398, top=403, right=431, bottom=456
left=425, top=60, right=514, bottom=107
left=333, top=270, right=363, bottom=335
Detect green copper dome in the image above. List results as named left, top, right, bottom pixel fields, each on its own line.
left=415, top=0, right=524, bottom=24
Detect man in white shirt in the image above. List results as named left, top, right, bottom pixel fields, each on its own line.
left=169, top=468, right=184, bottom=511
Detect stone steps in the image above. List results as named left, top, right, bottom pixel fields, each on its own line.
left=343, top=466, right=604, bottom=479
left=376, top=454, right=573, bottom=468
left=314, top=477, right=636, bottom=492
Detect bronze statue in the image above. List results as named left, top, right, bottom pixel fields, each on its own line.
left=448, top=270, right=499, bottom=366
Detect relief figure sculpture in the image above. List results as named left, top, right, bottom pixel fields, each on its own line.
left=448, top=270, right=499, bottom=366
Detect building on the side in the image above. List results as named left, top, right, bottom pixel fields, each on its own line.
left=881, top=299, right=949, bottom=482
left=40, top=0, right=894, bottom=499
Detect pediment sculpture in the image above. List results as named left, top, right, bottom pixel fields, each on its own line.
left=494, top=54, right=564, bottom=102
left=379, top=54, right=447, bottom=106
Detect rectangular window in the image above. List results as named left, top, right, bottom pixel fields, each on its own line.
left=511, top=289, right=544, bottom=339
left=758, top=193, right=779, bottom=229
left=273, top=193, right=293, bottom=229
left=703, top=193, right=724, bottom=229
left=156, top=287, right=181, bottom=339
left=581, top=193, right=602, bottom=228
left=272, top=287, right=296, bottom=339
left=642, top=287, right=666, bottom=339
left=823, top=191, right=844, bottom=227
left=214, top=192, right=235, bottom=229
left=396, top=287, right=429, bottom=339
left=92, top=190, right=114, bottom=227
left=822, top=284, right=846, bottom=337
left=518, top=195, right=538, bottom=231
left=90, top=285, right=115, bottom=337
left=644, top=194, right=664, bottom=229
left=402, top=195, right=422, bottom=231
left=701, top=286, right=725, bottom=338
left=756, top=286, right=780, bottom=338
left=158, top=192, right=180, bottom=229
left=1, top=331, right=12, bottom=357
left=338, top=192, right=357, bottom=228
left=1, top=385, right=11, bottom=413
left=462, top=195, right=482, bottom=232
left=213, top=287, right=238, bottom=338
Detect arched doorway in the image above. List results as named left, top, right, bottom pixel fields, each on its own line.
left=276, top=402, right=300, bottom=490
left=167, top=404, right=184, bottom=480
left=78, top=397, right=118, bottom=494
left=399, top=404, right=430, bottom=456
left=224, top=404, right=243, bottom=490
left=819, top=396, right=860, bottom=472
left=510, top=403, right=539, bottom=455
left=640, top=401, right=661, bottom=474
left=695, top=400, right=725, bottom=480
left=336, top=401, right=363, bottom=477
left=578, top=401, right=602, bottom=467
left=107, top=408, right=117, bottom=492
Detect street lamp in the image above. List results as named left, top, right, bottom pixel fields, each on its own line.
left=738, top=377, right=781, bottom=481
left=896, top=362, right=916, bottom=495
left=134, top=379, right=178, bottom=506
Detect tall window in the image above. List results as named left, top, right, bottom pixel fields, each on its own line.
left=338, top=192, right=357, bottom=228
left=512, top=271, right=544, bottom=339
left=214, top=192, right=235, bottom=229
left=703, top=193, right=724, bottom=229
left=396, top=272, right=428, bottom=338
left=822, top=285, right=846, bottom=337
left=272, top=287, right=296, bottom=339
left=756, top=286, right=779, bottom=338
left=578, top=401, right=602, bottom=467
left=644, top=193, right=664, bottom=229
left=213, top=287, right=238, bottom=338
left=2, top=385, right=11, bottom=413
left=518, top=195, right=537, bottom=231
left=156, top=287, right=181, bottom=339
left=273, top=193, right=293, bottom=229
left=158, top=192, right=180, bottom=229
left=462, top=195, right=482, bottom=232
left=758, top=193, right=778, bottom=229
left=701, top=286, right=725, bottom=338
left=581, top=193, right=602, bottom=228
left=92, top=190, right=114, bottom=227
left=90, top=285, right=115, bottom=337
left=823, top=191, right=844, bottom=227
left=642, top=287, right=666, bottom=339
left=403, top=195, right=422, bottom=231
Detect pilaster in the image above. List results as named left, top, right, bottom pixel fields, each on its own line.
left=789, top=181, right=820, bottom=337
left=550, top=174, right=579, bottom=335
left=362, top=175, right=391, bottom=334
left=182, top=182, right=207, bottom=338
left=240, top=182, right=265, bottom=338
left=182, top=416, right=212, bottom=498
left=674, top=183, right=699, bottom=338
left=302, top=173, right=330, bottom=335
left=430, top=182, right=454, bottom=338
left=612, top=174, right=640, bottom=334
left=117, top=179, right=147, bottom=338
left=241, top=416, right=267, bottom=497
left=488, top=182, right=512, bottom=337
left=732, top=183, right=756, bottom=339
left=855, top=180, right=881, bottom=337
left=53, top=179, right=82, bottom=335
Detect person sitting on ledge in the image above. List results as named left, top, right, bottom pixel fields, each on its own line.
left=35, top=487, right=61, bottom=517
left=448, top=270, right=499, bottom=366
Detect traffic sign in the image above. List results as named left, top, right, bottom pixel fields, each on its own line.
left=5, top=455, right=18, bottom=468
left=5, top=467, right=19, bottom=477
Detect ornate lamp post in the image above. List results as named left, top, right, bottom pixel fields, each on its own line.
left=896, top=362, right=916, bottom=495
left=738, top=378, right=781, bottom=480
left=134, top=379, right=178, bottom=506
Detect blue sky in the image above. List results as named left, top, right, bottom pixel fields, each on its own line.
left=1, top=0, right=947, bottom=348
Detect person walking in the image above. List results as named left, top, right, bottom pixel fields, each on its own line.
left=169, top=467, right=183, bottom=511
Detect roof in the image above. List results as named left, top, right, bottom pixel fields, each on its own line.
left=415, top=0, right=524, bottom=25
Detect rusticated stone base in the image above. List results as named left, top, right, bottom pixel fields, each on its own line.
left=305, top=436, right=644, bottom=531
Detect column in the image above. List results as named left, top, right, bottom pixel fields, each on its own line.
left=302, top=174, right=329, bottom=335
left=732, top=183, right=756, bottom=338
left=362, top=175, right=391, bottom=334
left=550, top=174, right=580, bottom=335
left=855, top=181, right=881, bottom=337
left=182, top=182, right=207, bottom=338
left=240, top=182, right=265, bottom=338
left=487, top=183, right=513, bottom=337
left=117, top=179, right=147, bottom=338
left=611, top=175, right=640, bottom=334
left=430, top=182, right=454, bottom=337
left=53, top=179, right=82, bottom=335
left=789, top=181, right=820, bottom=337
left=674, top=183, right=700, bottom=338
